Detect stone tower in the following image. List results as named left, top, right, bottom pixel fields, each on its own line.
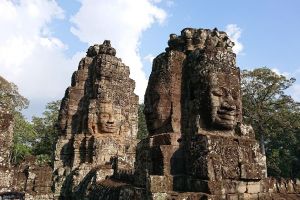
left=181, top=29, right=267, bottom=195
left=133, top=28, right=268, bottom=199
left=53, top=40, right=139, bottom=199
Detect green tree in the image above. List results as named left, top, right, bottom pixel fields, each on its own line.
left=0, top=75, right=32, bottom=164
left=11, top=112, right=36, bottom=164
left=0, top=76, right=29, bottom=112
left=137, top=104, right=148, bottom=139
left=241, top=67, right=300, bottom=178
left=31, top=100, right=61, bottom=164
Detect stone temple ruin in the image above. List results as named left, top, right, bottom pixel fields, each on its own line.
left=0, top=77, right=53, bottom=199
left=0, top=28, right=300, bottom=200
left=53, top=40, right=138, bottom=199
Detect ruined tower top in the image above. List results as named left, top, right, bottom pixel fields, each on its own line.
left=167, top=27, right=235, bottom=53
left=86, top=40, right=116, bottom=57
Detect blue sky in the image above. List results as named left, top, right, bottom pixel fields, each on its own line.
left=0, top=0, right=300, bottom=119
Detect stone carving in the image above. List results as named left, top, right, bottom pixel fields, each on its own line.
left=144, top=28, right=237, bottom=136
left=181, top=30, right=267, bottom=191
left=184, top=48, right=242, bottom=132
left=120, top=28, right=274, bottom=199
left=167, top=28, right=234, bottom=52
left=53, top=40, right=138, bottom=199
left=144, top=51, right=185, bottom=135
left=1, top=28, right=299, bottom=200
left=88, top=101, right=123, bottom=135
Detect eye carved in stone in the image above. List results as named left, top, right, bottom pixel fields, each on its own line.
left=99, top=113, right=110, bottom=120
left=211, top=88, right=223, bottom=97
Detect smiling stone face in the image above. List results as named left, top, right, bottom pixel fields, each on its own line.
left=96, top=102, right=122, bottom=134
left=208, top=72, right=241, bottom=130
left=185, top=48, right=242, bottom=131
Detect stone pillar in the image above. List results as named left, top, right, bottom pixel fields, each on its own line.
left=0, top=78, right=14, bottom=192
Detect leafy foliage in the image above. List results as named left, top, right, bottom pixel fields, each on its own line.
left=0, top=81, right=61, bottom=165
left=11, top=112, right=36, bottom=164
left=0, top=76, right=32, bottom=164
left=0, top=76, right=29, bottom=112
left=31, top=100, right=61, bottom=164
left=241, top=67, right=300, bottom=178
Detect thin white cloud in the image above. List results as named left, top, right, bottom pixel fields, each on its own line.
left=166, top=0, right=174, bottom=7
left=70, top=0, right=167, bottom=101
left=144, top=54, right=155, bottom=64
left=225, top=24, right=244, bottom=55
left=290, top=84, right=300, bottom=102
left=271, top=68, right=290, bottom=77
left=0, top=0, right=80, bottom=118
left=151, top=0, right=162, bottom=3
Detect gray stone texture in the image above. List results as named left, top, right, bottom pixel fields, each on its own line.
left=0, top=156, right=53, bottom=199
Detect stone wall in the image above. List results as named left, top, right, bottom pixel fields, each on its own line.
left=0, top=77, right=15, bottom=194
left=0, top=156, right=53, bottom=199
left=0, top=76, right=14, bottom=170
left=0, top=77, right=53, bottom=199
left=0, top=107, right=13, bottom=193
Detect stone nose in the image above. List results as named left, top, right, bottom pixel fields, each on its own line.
left=222, top=93, right=236, bottom=111
left=221, top=100, right=236, bottom=111
left=107, top=115, right=115, bottom=124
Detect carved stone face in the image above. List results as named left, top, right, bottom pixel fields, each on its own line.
left=97, top=102, right=122, bottom=134
left=207, top=72, right=241, bottom=130
left=144, top=87, right=171, bottom=135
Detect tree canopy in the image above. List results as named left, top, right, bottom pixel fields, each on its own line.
left=11, top=100, right=61, bottom=165
left=241, top=67, right=300, bottom=178
left=0, top=75, right=29, bottom=112
left=31, top=100, right=61, bottom=164
left=0, top=75, right=31, bottom=164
